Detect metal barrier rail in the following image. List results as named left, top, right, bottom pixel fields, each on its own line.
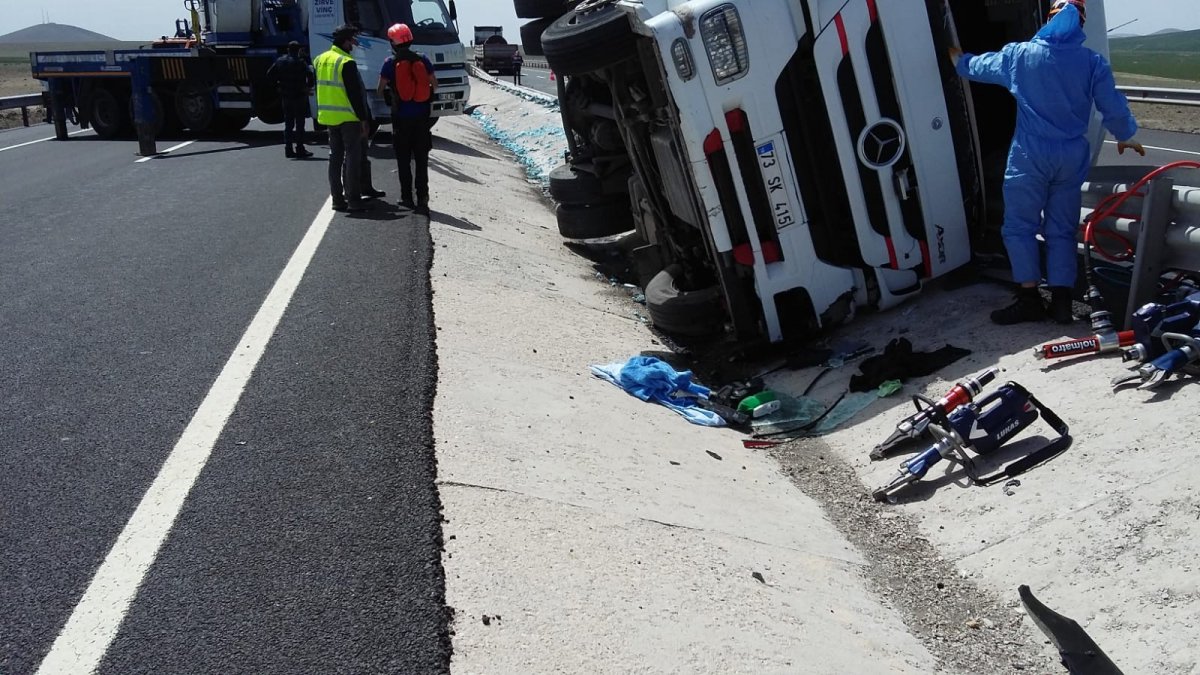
left=522, top=57, right=550, bottom=70
left=1, top=93, right=44, bottom=127
left=1117, top=85, right=1200, bottom=107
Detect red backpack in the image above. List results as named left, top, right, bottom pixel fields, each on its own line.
left=393, top=52, right=431, bottom=103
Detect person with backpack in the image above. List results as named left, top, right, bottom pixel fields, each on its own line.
left=378, top=23, right=437, bottom=216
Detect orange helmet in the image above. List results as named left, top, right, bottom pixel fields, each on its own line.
left=387, top=23, right=414, bottom=45
left=1047, top=0, right=1086, bottom=23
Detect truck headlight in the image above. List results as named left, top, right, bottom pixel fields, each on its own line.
left=671, top=38, right=695, bottom=81
left=700, top=5, right=748, bottom=85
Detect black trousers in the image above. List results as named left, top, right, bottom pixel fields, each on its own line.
left=281, top=95, right=308, bottom=148
left=393, top=116, right=432, bottom=202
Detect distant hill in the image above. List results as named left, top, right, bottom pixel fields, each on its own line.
left=1151, top=28, right=1184, bottom=35
left=1110, top=28, right=1200, bottom=53
left=0, top=23, right=117, bottom=44
left=1109, top=28, right=1200, bottom=82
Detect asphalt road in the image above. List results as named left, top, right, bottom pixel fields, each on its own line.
left=0, top=123, right=450, bottom=674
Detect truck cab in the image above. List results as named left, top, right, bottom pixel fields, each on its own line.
left=540, top=0, right=1111, bottom=343
left=308, top=0, right=470, bottom=121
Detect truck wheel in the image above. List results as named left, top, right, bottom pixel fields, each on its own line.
left=515, top=0, right=575, bottom=19
left=175, top=83, right=214, bottom=131
left=520, top=18, right=554, bottom=56
left=549, top=163, right=618, bottom=204
left=542, top=1, right=637, bottom=76
left=556, top=200, right=633, bottom=239
left=645, top=266, right=724, bottom=337
left=89, top=87, right=128, bottom=139
left=210, top=111, right=252, bottom=133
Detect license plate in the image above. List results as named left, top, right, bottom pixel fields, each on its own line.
left=756, top=141, right=797, bottom=231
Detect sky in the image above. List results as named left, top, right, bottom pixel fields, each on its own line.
left=1, top=0, right=1196, bottom=42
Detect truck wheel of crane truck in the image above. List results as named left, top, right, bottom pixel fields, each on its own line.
left=514, top=0, right=579, bottom=20
left=86, top=84, right=133, bottom=140
left=174, top=83, right=215, bottom=133
left=541, top=2, right=638, bottom=77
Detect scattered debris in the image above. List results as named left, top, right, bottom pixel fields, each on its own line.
left=752, top=572, right=766, bottom=584
left=706, top=450, right=722, bottom=461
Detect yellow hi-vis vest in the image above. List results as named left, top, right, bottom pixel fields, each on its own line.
left=314, top=45, right=359, bottom=126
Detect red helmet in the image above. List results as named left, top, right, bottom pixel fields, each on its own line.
left=1047, top=0, right=1086, bottom=23
left=387, top=23, right=414, bottom=45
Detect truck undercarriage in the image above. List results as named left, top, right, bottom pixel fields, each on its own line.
left=531, top=0, right=1093, bottom=345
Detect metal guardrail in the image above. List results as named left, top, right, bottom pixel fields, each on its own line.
left=1, top=93, right=44, bottom=127
left=1117, top=85, right=1200, bottom=107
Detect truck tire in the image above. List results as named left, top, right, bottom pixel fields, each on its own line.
left=514, top=0, right=575, bottom=19
left=549, top=163, right=613, bottom=204
left=175, top=83, right=214, bottom=132
left=645, top=266, right=724, bottom=337
left=556, top=200, right=633, bottom=239
left=520, top=18, right=554, bottom=56
left=210, top=111, right=252, bottom=133
left=542, top=1, right=637, bottom=76
left=89, top=87, right=129, bottom=139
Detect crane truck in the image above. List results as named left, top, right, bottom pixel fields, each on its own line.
left=30, top=0, right=470, bottom=155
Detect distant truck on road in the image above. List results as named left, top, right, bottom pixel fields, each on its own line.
left=29, top=0, right=470, bottom=148
left=472, top=26, right=519, bottom=76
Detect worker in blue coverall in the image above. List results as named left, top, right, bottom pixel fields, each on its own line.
left=950, top=0, right=1145, bottom=325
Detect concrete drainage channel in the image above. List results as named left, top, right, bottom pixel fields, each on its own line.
left=451, top=67, right=1200, bottom=674
left=431, top=75, right=1097, bottom=673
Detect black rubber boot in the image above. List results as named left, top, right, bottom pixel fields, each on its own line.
left=1049, top=287, right=1075, bottom=324
left=285, top=145, right=295, bottom=158
left=991, top=287, right=1046, bottom=325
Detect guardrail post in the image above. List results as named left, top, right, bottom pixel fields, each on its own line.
left=21, top=106, right=30, bottom=127
left=1123, top=177, right=1175, bottom=329
left=131, top=59, right=158, bottom=156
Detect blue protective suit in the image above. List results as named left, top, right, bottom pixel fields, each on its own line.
left=956, top=5, right=1137, bottom=287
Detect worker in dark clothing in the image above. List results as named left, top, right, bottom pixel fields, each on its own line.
left=267, top=40, right=314, bottom=158
left=512, top=51, right=524, bottom=85
left=379, top=23, right=437, bottom=216
left=314, top=25, right=385, bottom=212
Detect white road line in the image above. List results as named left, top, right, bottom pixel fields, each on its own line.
left=0, top=129, right=90, bottom=153
left=135, top=140, right=196, bottom=163
left=1103, top=139, right=1200, bottom=157
left=36, top=198, right=338, bottom=675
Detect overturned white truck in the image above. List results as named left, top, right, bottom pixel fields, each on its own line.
left=523, top=0, right=1112, bottom=342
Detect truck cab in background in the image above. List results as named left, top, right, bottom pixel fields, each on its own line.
left=311, top=0, right=470, bottom=121
left=535, top=0, right=1112, bottom=344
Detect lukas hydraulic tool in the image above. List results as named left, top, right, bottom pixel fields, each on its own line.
left=1112, top=293, right=1200, bottom=390
left=870, top=368, right=999, bottom=459
left=872, top=382, right=1070, bottom=502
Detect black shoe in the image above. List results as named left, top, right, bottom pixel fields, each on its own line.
left=295, top=147, right=314, bottom=158
left=332, top=200, right=349, bottom=212
left=991, top=288, right=1046, bottom=325
left=346, top=200, right=371, bottom=213
left=398, top=198, right=416, bottom=210
left=285, top=146, right=295, bottom=158
left=362, top=188, right=387, bottom=199
left=414, top=202, right=430, bottom=216
left=1049, top=287, right=1075, bottom=324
